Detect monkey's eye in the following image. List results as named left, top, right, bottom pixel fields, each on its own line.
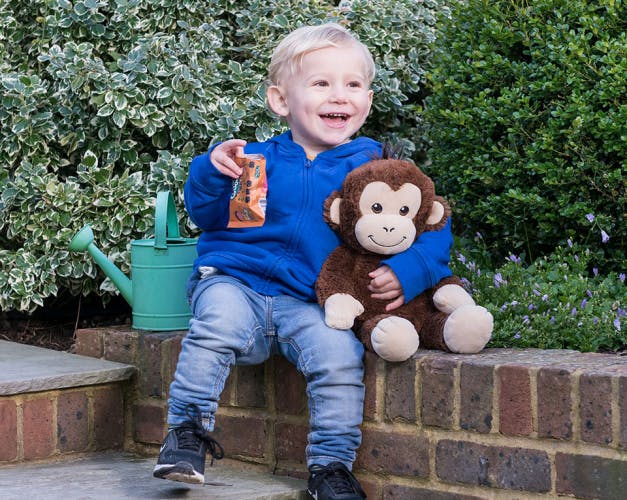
left=371, top=203, right=383, bottom=214
left=399, top=206, right=410, bottom=216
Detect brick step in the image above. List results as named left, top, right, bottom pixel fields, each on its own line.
left=0, top=340, right=135, bottom=463
left=0, top=451, right=307, bottom=499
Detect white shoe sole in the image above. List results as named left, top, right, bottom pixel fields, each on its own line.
left=153, top=462, right=204, bottom=484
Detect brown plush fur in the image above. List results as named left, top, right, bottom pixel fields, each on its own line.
left=316, top=158, right=462, bottom=353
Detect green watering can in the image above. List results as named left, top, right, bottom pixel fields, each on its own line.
left=69, top=191, right=197, bottom=331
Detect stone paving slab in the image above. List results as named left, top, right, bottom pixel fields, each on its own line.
left=0, top=452, right=308, bottom=499
left=0, top=340, right=134, bottom=395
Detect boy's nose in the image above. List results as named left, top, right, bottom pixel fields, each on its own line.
left=330, top=85, right=348, bottom=103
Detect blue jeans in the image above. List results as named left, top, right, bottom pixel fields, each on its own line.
left=168, top=273, right=365, bottom=470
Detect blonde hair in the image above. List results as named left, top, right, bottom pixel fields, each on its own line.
left=267, top=23, right=376, bottom=86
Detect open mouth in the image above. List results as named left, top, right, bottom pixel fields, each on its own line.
left=320, top=113, right=349, bottom=122
left=368, top=235, right=407, bottom=247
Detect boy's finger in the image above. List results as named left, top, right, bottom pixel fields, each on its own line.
left=214, top=157, right=243, bottom=178
left=234, top=145, right=246, bottom=158
left=369, top=274, right=393, bottom=290
left=385, top=296, right=404, bottom=312
left=368, top=266, right=386, bottom=278
left=222, top=139, right=247, bottom=156
left=225, top=160, right=243, bottom=178
left=370, top=290, right=398, bottom=300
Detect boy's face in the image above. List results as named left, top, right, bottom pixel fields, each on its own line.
left=267, top=44, right=373, bottom=158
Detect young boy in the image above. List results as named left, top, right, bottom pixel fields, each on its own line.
left=153, top=23, right=454, bottom=500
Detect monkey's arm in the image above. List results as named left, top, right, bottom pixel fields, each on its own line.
left=315, top=247, right=365, bottom=330
left=322, top=293, right=364, bottom=330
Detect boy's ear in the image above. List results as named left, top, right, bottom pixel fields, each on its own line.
left=266, top=85, right=289, bottom=117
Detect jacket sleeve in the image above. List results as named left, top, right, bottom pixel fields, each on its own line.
left=183, top=144, right=233, bottom=231
left=380, top=218, right=454, bottom=302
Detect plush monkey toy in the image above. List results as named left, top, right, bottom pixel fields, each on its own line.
left=315, top=155, right=493, bottom=362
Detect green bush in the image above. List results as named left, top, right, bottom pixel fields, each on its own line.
left=452, top=227, right=626, bottom=353
left=0, top=0, right=450, bottom=312
left=423, top=0, right=625, bottom=270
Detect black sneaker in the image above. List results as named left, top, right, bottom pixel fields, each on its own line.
left=153, top=404, right=224, bottom=484
left=307, top=462, right=366, bottom=499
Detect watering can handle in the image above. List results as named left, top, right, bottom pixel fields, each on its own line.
left=155, top=191, right=181, bottom=250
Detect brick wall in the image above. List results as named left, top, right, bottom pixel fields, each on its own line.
left=76, top=326, right=626, bottom=499
left=0, top=383, right=127, bottom=464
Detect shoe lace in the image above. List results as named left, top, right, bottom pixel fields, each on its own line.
left=317, top=462, right=365, bottom=497
left=176, top=404, right=225, bottom=464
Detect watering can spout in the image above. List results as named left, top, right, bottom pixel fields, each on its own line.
left=69, top=224, right=133, bottom=306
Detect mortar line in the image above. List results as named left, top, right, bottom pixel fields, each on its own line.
left=377, top=356, right=386, bottom=423
left=611, top=375, right=620, bottom=448
left=452, top=359, right=461, bottom=431
left=16, top=396, right=24, bottom=461
left=571, top=369, right=581, bottom=444
left=52, top=390, right=59, bottom=455
left=492, top=363, right=501, bottom=435
left=530, top=366, right=539, bottom=438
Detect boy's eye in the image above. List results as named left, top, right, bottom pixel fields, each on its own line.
left=313, top=81, right=328, bottom=87
left=348, top=81, right=362, bottom=88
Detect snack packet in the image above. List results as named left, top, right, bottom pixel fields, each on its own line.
left=228, top=154, right=267, bottom=228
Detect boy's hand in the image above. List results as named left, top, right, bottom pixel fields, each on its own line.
left=210, top=139, right=247, bottom=178
left=368, top=265, right=404, bottom=312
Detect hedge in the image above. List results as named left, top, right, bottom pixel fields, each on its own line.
left=423, top=0, right=625, bottom=270
left=0, top=0, right=449, bottom=312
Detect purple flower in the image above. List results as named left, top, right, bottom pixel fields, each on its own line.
left=522, top=315, right=530, bottom=325
left=593, top=267, right=598, bottom=276
left=571, top=307, right=577, bottom=317
left=581, top=298, right=587, bottom=309
left=494, top=273, right=504, bottom=288
left=567, top=238, right=573, bottom=248
left=508, top=254, right=522, bottom=265
left=619, top=273, right=625, bottom=283
left=457, top=252, right=466, bottom=264
left=614, top=318, right=621, bottom=331
left=574, top=254, right=579, bottom=262
left=514, top=333, right=521, bottom=339
left=586, top=290, right=593, bottom=298
left=532, top=289, right=541, bottom=296
left=586, top=213, right=595, bottom=223
left=601, top=230, right=610, bottom=243
left=542, top=294, right=549, bottom=301
left=528, top=303, right=536, bottom=311
left=593, top=317, right=599, bottom=325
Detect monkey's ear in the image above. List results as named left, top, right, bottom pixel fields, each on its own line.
left=424, top=196, right=451, bottom=231
left=323, top=191, right=342, bottom=229
left=329, top=198, right=341, bottom=225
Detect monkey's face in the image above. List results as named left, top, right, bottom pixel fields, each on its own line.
left=354, top=181, right=421, bottom=255
left=324, top=159, right=450, bottom=256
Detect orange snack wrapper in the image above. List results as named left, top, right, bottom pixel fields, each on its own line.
left=228, top=154, right=268, bottom=228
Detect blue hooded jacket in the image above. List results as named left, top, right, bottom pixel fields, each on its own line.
left=184, top=131, right=453, bottom=303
